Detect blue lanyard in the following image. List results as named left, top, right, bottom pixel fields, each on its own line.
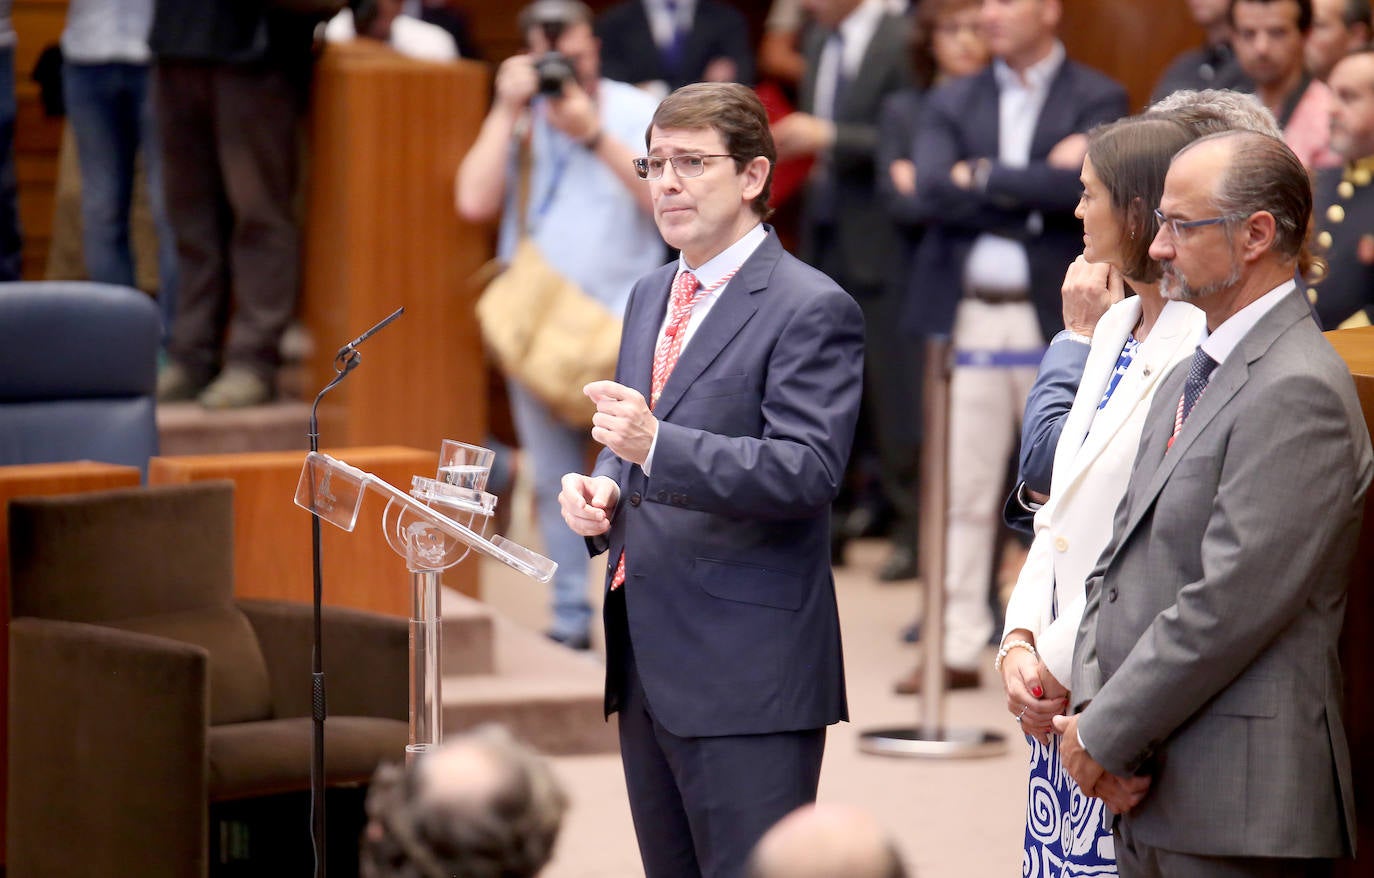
left=525, top=105, right=578, bottom=235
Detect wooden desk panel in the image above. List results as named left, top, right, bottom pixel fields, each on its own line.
left=1326, top=326, right=1374, bottom=875
left=148, top=447, right=479, bottom=616
left=0, top=461, right=142, bottom=864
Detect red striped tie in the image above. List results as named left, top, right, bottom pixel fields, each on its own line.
left=609, top=270, right=704, bottom=591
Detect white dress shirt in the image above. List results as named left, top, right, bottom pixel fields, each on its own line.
left=1199, top=280, right=1296, bottom=366
left=964, top=41, right=1067, bottom=295
left=644, top=0, right=696, bottom=51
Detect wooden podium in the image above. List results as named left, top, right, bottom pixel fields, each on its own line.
left=301, top=44, right=493, bottom=452
left=1328, top=326, right=1374, bottom=874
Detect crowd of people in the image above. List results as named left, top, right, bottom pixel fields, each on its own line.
left=5, top=0, right=1374, bottom=874
left=461, top=1, right=1374, bottom=876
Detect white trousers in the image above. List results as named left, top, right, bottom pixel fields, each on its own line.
left=943, top=299, right=1042, bottom=670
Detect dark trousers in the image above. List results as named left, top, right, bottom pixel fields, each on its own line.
left=0, top=46, right=22, bottom=281
left=155, top=60, right=303, bottom=382
left=608, top=591, right=826, bottom=878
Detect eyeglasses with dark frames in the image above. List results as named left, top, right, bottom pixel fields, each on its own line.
left=1153, top=208, right=1245, bottom=240
left=632, top=154, right=735, bottom=180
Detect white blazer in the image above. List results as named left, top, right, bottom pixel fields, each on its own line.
left=1003, top=296, right=1206, bottom=685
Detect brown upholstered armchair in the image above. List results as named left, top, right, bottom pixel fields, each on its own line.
left=5, top=481, right=410, bottom=875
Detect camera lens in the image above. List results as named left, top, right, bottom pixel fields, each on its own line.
left=534, top=52, right=575, bottom=96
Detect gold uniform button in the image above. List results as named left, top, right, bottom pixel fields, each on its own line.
left=1318, top=230, right=1333, bottom=250
left=1339, top=181, right=1356, bottom=199
left=1308, top=287, right=1319, bottom=304
left=1328, top=204, right=1347, bottom=224
left=1356, top=168, right=1372, bottom=186
left=1054, top=537, right=1069, bottom=552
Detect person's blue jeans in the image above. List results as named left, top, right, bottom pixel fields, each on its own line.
left=62, top=61, right=177, bottom=338
left=0, top=46, right=21, bottom=281
left=507, top=381, right=594, bottom=640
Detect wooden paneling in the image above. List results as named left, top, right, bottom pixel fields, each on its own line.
left=1061, top=0, right=1206, bottom=113
left=301, top=45, right=488, bottom=451
left=0, top=461, right=142, bottom=866
left=1326, top=327, right=1374, bottom=877
left=147, top=446, right=480, bottom=616
left=13, top=0, right=68, bottom=278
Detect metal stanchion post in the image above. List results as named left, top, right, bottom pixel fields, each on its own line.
left=859, top=336, right=1007, bottom=758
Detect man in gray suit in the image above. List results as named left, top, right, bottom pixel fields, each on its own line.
left=1054, top=130, right=1373, bottom=875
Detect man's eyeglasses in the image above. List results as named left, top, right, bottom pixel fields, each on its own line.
left=632, top=154, right=735, bottom=180
left=1153, top=208, right=1244, bottom=240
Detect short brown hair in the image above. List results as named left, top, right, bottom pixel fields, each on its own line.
left=1229, top=0, right=1313, bottom=33
left=1087, top=116, right=1196, bottom=283
left=646, top=83, right=777, bottom=219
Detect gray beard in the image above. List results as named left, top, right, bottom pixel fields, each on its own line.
left=1160, top=258, right=1241, bottom=302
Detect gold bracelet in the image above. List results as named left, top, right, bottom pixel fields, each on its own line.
left=994, top=639, right=1037, bottom=673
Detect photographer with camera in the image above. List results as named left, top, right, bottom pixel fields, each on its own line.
left=457, top=0, right=662, bottom=652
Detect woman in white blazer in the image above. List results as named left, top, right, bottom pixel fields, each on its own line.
left=996, top=115, right=1208, bottom=875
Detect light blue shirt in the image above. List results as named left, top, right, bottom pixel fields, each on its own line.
left=497, top=78, right=664, bottom=320
left=61, top=0, right=153, bottom=64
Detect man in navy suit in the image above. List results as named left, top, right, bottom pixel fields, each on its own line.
left=898, top=0, right=1127, bottom=693
left=558, top=82, right=863, bottom=878
left=595, top=0, right=755, bottom=96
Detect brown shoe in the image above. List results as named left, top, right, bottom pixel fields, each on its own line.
left=893, top=665, right=980, bottom=695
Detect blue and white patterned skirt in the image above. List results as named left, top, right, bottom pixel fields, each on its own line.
left=1021, top=733, right=1117, bottom=877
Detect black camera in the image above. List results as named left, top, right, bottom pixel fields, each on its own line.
left=534, top=52, right=576, bottom=96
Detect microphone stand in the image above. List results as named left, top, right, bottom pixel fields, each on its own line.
left=307, top=306, right=404, bottom=878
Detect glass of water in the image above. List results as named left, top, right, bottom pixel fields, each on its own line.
left=436, top=440, right=494, bottom=492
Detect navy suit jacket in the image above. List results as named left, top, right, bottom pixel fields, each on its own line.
left=595, top=0, right=755, bottom=91
left=590, top=230, right=864, bottom=738
left=797, top=14, right=912, bottom=292
left=902, top=60, right=1128, bottom=340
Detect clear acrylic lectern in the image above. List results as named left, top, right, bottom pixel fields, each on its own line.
left=294, top=441, right=555, bottom=758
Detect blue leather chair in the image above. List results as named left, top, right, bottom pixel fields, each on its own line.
left=0, top=281, right=160, bottom=478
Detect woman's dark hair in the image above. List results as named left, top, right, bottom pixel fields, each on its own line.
left=908, top=0, right=983, bottom=89
left=1086, top=116, right=1195, bottom=283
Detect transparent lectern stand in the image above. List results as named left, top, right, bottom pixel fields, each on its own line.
left=294, top=445, right=556, bottom=758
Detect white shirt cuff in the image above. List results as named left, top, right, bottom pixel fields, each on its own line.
left=642, top=425, right=659, bottom=476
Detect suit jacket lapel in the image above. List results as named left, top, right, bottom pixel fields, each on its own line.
left=1117, top=290, right=1311, bottom=540
left=800, top=27, right=824, bottom=113
left=1030, top=63, right=1076, bottom=157
left=971, top=69, right=1001, bottom=159
left=839, top=15, right=901, bottom=118
left=651, top=234, right=776, bottom=419
left=624, top=265, right=675, bottom=403
left=1062, top=302, right=1202, bottom=501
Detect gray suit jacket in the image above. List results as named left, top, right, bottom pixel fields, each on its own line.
left=1072, top=288, right=1373, bottom=858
